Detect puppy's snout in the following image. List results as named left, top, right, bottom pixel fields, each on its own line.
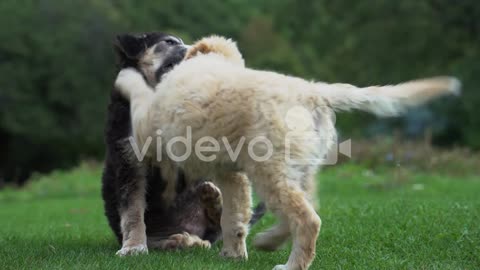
left=178, top=45, right=189, bottom=58
left=178, top=45, right=190, bottom=55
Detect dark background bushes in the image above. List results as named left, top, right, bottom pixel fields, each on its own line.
left=0, top=0, right=478, bottom=184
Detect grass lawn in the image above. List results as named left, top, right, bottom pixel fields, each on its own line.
left=0, top=163, right=478, bottom=269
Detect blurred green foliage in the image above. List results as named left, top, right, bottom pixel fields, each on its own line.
left=0, top=164, right=479, bottom=269
left=0, top=0, right=479, bottom=183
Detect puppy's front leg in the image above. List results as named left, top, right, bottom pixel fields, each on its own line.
left=216, top=172, right=252, bottom=259
left=114, top=68, right=153, bottom=101
left=116, top=167, right=148, bottom=256
left=114, top=68, right=157, bottom=152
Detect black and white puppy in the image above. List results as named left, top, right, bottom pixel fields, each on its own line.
left=102, top=32, right=265, bottom=256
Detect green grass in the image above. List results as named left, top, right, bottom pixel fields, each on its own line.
left=0, top=164, right=479, bottom=269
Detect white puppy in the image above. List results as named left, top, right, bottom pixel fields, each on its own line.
left=115, top=36, right=460, bottom=270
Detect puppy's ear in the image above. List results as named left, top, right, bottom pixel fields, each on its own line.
left=185, top=42, right=210, bottom=60
left=114, top=34, right=147, bottom=59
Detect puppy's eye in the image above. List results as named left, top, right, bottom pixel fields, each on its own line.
left=165, top=39, right=178, bottom=45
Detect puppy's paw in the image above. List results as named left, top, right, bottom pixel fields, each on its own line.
left=159, top=234, right=184, bottom=250
left=198, top=181, right=222, bottom=224
left=114, top=68, right=143, bottom=98
left=165, top=233, right=212, bottom=250
left=116, top=244, right=148, bottom=256
left=219, top=246, right=247, bottom=260
left=272, top=265, right=287, bottom=270
left=199, top=181, right=222, bottom=206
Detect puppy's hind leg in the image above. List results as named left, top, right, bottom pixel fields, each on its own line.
left=215, top=172, right=252, bottom=260
left=254, top=215, right=290, bottom=251
left=254, top=166, right=319, bottom=252
left=252, top=167, right=321, bottom=270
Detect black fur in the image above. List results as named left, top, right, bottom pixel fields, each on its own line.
left=102, top=32, right=266, bottom=246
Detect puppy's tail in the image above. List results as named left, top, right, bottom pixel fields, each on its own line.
left=249, top=202, right=267, bottom=226
left=315, top=76, right=461, bottom=116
